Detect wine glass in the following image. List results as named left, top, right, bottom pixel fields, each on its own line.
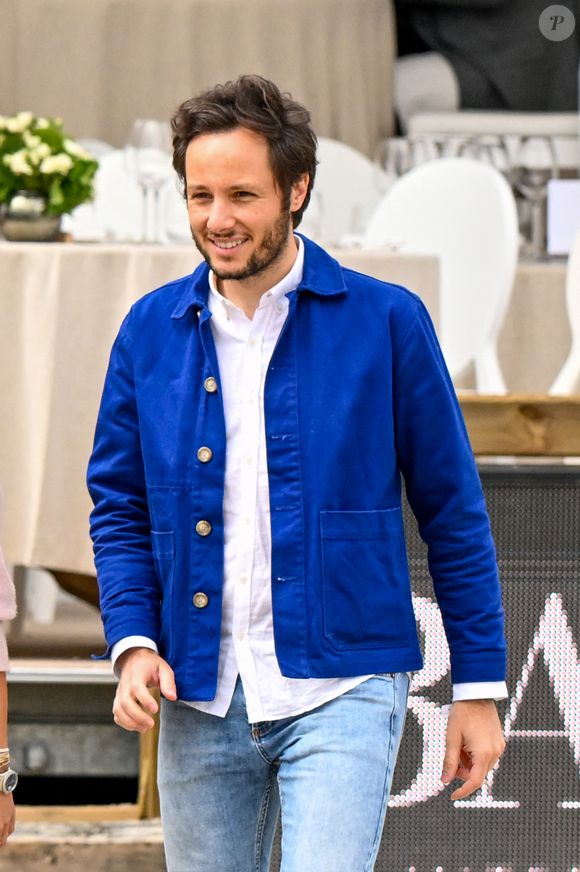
left=407, top=134, right=442, bottom=167
left=124, top=119, right=173, bottom=243
left=457, top=134, right=512, bottom=179
left=510, top=135, right=558, bottom=260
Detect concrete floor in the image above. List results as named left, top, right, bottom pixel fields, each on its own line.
left=0, top=820, right=166, bottom=871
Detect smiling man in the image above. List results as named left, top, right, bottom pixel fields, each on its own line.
left=184, top=124, right=308, bottom=316
left=87, top=75, right=507, bottom=872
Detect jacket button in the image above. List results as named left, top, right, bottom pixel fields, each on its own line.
left=204, top=376, right=218, bottom=393
left=195, top=519, right=212, bottom=537
left=193, top=591, right=209, bottom=609
left=197, top=446, right=213, bottom=463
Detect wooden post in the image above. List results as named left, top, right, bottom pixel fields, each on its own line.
left=137, top=690, right=161, bottom=819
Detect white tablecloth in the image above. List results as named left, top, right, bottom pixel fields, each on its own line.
left=0, top=242, right=438, bottom=573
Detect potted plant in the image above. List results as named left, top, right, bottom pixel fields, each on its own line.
left=0, top=112, right=98, bottom=241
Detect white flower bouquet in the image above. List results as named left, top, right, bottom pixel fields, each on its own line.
left=0, top=112, right=98, bottom=215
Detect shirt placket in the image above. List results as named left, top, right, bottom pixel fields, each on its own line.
left=230, top=304, right=271, bottom=708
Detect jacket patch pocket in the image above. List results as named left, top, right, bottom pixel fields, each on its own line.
left=151, top=530, right=175, bottom=661
left=320, top=509, right=409, bottom=650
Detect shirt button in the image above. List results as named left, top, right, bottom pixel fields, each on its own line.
left=193, top=592, right=209, bottom=609
left=237, top=632, right=246, bottom=642
left=195, top=519, right=212, bottom=537
left=204, top=376, right=218, bottom=393
left=240, top=575, right=248, bottom=585
left=197, top=446, right=213, bottom=463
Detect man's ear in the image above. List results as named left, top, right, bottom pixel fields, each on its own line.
left=290, top=173, right=309, bottom=213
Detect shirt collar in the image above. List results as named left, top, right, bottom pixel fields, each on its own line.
left=208, top=235, right=304, bottom=317
left=171, top=233, right=347, bottom=320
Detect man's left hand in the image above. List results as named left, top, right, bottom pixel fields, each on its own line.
left=442, top=699, right=505, bottom=800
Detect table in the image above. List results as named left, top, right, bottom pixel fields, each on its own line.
left=0, top=0, right=395, bottom=157
left=0, top=242, right=438, bottom=574
left=499, top=260, right=572, bottom=392
left=448, top=259, right=571, bottom=393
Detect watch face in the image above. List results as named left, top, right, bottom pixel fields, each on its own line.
left=2, top=771, right=17, bottom=793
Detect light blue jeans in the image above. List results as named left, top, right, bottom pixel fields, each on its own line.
left=158, top=673, right=409, bottom=872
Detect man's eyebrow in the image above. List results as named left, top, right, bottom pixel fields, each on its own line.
left=187, top=181, right=261, bottom=192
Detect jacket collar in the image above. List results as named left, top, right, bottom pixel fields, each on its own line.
left=171, top=233, right=347, bottom=320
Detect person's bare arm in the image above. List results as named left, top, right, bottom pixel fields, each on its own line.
left=442, top=699, right=505, bottom=799
left=112, top=648, right=177, bottom=733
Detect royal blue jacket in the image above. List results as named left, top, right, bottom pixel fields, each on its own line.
left=87, top=235, right=506, bottom=701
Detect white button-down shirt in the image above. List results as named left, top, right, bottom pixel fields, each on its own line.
left=112, top=237, right=507, bottom=718
left=190, top=239, right=372, bottom=721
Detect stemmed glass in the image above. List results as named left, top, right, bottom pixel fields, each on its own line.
left=407, top=134, right=442, bottom=167
left=374, top=137, right=413, bottom=186
left=509, top=135, right=558, bottom=260
left=124, top=119, right=173, bottom=243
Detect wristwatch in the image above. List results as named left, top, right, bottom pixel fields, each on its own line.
left=0, top=769, right=18, bottom=794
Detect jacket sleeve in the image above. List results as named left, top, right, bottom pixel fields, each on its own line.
left=392, top=298, right=506, bottom=684
left=87, top=310, right=161, bottom=650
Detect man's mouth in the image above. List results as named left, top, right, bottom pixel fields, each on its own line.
left=210, top=237, right=246, bottom=250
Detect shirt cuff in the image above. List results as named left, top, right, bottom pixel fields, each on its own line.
left=452, top=681, right=508, bottom=702
left=110, top=636, right=158, bottom=678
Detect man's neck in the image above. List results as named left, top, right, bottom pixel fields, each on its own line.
left=217, top=235, right=299, bottom=320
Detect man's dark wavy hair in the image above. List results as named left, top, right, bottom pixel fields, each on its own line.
left=171, top=75, right=317, bottom=228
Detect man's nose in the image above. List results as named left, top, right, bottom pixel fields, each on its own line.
left=206, top=198, right=235, bottom=233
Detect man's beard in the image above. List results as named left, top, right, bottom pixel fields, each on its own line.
left=191, top=209, right=292, bottom=282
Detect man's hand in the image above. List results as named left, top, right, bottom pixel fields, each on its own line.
left=441, top=699, right=505, bottom=800
left=113, top=647, right=177, bottom=733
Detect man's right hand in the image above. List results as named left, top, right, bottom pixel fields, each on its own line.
left=113, top=647, right=177, bottom=733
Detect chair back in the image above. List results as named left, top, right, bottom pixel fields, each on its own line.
left=549, top=229, right=580, bottom=394
left=300, top=137, right=388, bottom=245
left=364, top=157, right=519, bottom=392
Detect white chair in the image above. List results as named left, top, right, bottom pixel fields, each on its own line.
left=67, top=149, right=142, bottom=241
left=157, top=178, right=191, bottom=244
left=364, top=157, right=519, bottom=393
left=549, top=230, right=580, bottom=395
left=300, top=137, right=389, bottom=245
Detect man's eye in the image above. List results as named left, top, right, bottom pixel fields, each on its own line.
left=233, top=191, right=254, bottom=199
left=189, top=192, right=211, bottom=201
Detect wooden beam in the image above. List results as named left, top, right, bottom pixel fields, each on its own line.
left=459, top=394, right=580, bottom=456
left=17, top=804, right=139, bottom=822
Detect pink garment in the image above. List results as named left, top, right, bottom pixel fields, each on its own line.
left=0, top=546, right=16, bottom=671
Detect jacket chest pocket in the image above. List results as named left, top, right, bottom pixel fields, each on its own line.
left=151, top=530, right=175, bottom=661
left=320, top=509, right=410, bottom=650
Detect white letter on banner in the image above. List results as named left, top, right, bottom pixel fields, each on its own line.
left=455, top=592, right=580, bottom=809
left=390, top=595, right=450, bottom=806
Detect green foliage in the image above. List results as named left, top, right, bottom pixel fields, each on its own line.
left=0, top=112, right=98, bottom=215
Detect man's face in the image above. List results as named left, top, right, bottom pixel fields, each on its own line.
left=185, top=127, right=307, bottom=288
